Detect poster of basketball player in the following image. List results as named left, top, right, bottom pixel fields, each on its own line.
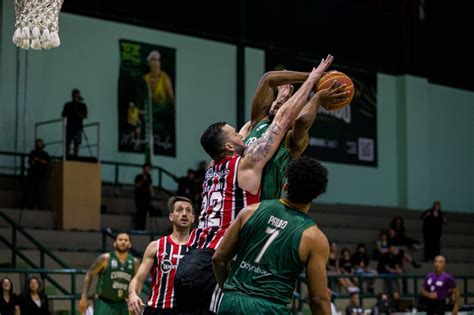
left=118, top=40, right=176, bottom=157
left=266, top=51, right=377, bottom=167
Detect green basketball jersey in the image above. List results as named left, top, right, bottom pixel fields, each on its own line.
left=223, top=199, right=315, bottom=306
left=96, top=251, right=135, bottom=302
left=244, top=119, right=291, bottom=200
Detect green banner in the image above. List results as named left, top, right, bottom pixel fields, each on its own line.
left=118, top=40, right=176, bottom=158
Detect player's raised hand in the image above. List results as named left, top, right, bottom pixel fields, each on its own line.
left=317, top=79, right=351, bottom=109
left=313, top=54, right=334, bottom=76
left=128, top=292, right=145, bottom=315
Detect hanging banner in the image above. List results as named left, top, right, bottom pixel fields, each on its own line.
left=118, top=39, right=176, bottom=157
left=266, top=51, right=377, bottom=167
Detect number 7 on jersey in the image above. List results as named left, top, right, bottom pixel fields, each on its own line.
left=254, top=227, right=280, bottom=263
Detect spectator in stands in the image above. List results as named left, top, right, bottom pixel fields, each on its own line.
left=19, top=276, right=50, bottom=315
left=176, top=169, right=197, bottom=201
left=390, top=216, right=420, bottom=249
left=389, top=291, right=403, bottom=312
left=421, top=201, right=447, bottom=261
left=351, top=243, right=377, bottom=293
left=374, top=230, right=389, bottom=259
left=371, top=292, right=394, bottom=315
left=387, top=228, right=401, bottom=246
left=420, top=255, right=459, bottom=315
left=27, top=138, right=49, bottom=209
left=193, top=160, right=207, bottom=208
left=62, top=89, right=87, bottom=157
left=134, top=163, right=153, bottom=230
left=327, top=241, right=359, bottom=293
left=339, top=248, right=354, bottom=275
left=345, top=292, right=364, bottom=315
left=0, top=277, right=20, bottom=315
left=378, top=243, right=421, bottom=293
left=194, top=160, right=207, bottom=184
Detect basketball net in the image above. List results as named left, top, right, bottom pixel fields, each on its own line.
left=12, top=0, right=64, bottom=50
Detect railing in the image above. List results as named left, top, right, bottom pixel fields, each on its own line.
left=0, top=211, right=74, bottom=297
left=101, top=159, right=178, bottom=195
left=0, top=211, right=70, bottom=270
left=34, top=118, right=65, bottom=156
left=34, top=118, right=101, bottom=160
left=0, top=151, right=29, bottom=177
left=294, top=273, right=474, bottom=313
left=0, top=151, right=179, bottom=194
left=0, top=268, right=85, bottom=314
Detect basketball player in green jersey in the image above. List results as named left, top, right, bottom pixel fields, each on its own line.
left=240, top=54, right=348, bottom=199
left=213, top=156, right=330, bottom=315
left=79, top=232, right=139, bottom=315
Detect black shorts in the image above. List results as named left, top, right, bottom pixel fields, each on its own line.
left=144, top=307, right=178, bottom=315
left=426, top=299, right=446, bottom=315
left=66, top=127, right=82, bottom=145
left=174, top=248, right=216, bottom=314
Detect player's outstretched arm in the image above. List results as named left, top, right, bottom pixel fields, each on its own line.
left=301, top=226, right=331, bottom=315
left=79, top=253, right=109, bottom=313
left=128, top=241, right=158, bottom=315
left=249, top=55, right=333, bottom=129
left=212, top=204, right=259, bottom=289
left=250, top=70, right=310, bottom=128
left=240, top=84, right=294, bottom=139
left=239, top=58, right=331, bottom=194
left=287, top=80, right=350, bottom=158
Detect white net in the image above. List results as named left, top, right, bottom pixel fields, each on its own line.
left=12, top=0, right=64, bottom=50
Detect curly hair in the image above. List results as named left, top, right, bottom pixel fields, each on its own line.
left=286, top=155, right=328, bottom=203
left=200, top=122, right=227, bottom=159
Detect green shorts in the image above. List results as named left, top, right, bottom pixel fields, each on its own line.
left=94, top=297, right=129, bottom=315
left=218, top=292, right=289, bottom=315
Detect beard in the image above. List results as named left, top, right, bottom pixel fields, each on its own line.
left=115, top=246, right=129, bottom=253
left=233, top=142, right=246, bottom=157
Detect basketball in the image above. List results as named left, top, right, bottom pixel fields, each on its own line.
left=315, top=70, right=355, bottom=110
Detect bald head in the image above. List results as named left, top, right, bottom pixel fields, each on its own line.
left=434, top=255, right=446, bottom=274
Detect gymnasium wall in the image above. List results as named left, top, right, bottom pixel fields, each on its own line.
left=404, top=76, right=474, bottom=213
left=0, top=1, right=241, bottom=189
left=1, top=1, right=473, bottom=212
left=319, top=74, right=474, bottom=213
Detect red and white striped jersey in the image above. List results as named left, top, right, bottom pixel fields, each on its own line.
left=188, top=155, right=260, bottom=250
left=147, top=235, right=187, bottom=309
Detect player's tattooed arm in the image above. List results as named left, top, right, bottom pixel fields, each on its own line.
left=79, top=253, right=108, bottom=312
left=81, top=253, right=108, bottom=297
left=244, top=123, right=282, bottom=163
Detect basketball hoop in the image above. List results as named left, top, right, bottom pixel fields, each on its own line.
left=12, top=0, right=64, bottom=50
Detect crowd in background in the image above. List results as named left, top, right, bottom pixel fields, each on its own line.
left=326, top=205, right=451, bottom=315
left=20, top=138, right=453, bottom=314
left=1, top=276, right=50, bottom=315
